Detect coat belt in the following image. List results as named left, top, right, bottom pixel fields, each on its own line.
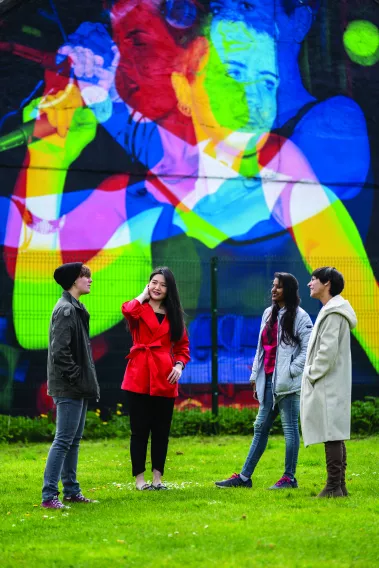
left=126, top=342, right=172, bottom=383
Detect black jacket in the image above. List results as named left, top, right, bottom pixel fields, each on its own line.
left=47, top=291, right=100, bottom=400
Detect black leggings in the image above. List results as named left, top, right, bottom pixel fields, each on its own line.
left=126, top=391, right=175, bottom=477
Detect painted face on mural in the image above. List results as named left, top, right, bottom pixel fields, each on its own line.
left=210, top=20, right=278, bottom=133
left=209, top=0, right=314, bottom=43
left=112, top=0, right=185, bottom=121
left=179, top=19, right=278, bottom=148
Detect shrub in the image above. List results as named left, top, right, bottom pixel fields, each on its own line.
left=0, top=398, right=378, bottom=443
left=350, top=396, right=379, bottom=436
left=0, top=414, right=56, bottom=444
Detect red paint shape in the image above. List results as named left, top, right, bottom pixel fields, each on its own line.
left=147, top=171, right=181, bottom=208
left=258, top=133, right=285, bottom=169
left=98, top=174, right=130, bottom=193
left=91, top=335, right=109, bottom=361
left=175, top=388, right=259, bottom=410
left=112, top=0, right=196, bottom=144
left=60, top=250, right=96, bottom=264
left=4, top=156, right=30, bottom=279
left=36, top=382, right=55, bottom=415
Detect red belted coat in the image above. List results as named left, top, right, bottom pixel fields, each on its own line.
left=121, top=299, right=190, bottom=397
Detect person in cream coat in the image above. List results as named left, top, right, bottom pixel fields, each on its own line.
left=301, top=267, right=357, bottom=498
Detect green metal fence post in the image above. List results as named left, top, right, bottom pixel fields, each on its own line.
left=211, top=256, right=218, bottom=417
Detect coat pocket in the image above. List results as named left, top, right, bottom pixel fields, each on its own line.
left=56, top=365, right=80, bottom=387
left=274, top=354, right=296, bottom=394
left=79, top=365, right=99, bottom=398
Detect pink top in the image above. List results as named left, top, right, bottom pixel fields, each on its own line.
left=262, top=321, right=278, bottom=375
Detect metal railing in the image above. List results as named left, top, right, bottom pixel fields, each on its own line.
left=0, top=252, right=378, bottom=415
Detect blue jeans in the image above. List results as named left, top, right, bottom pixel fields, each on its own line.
left=42, top=397, right=88, bottom=501
left=241, top=379, right=300, bottom=480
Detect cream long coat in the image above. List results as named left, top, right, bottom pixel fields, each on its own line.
left=300, top=295, right=357, bottom=447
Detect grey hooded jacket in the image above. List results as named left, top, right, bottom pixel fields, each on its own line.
left=250, top=306, right=313, bottom=404
left=47, top=291, right=100, bottom=400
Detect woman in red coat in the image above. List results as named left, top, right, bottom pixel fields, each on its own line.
left=121, top=267, right=190, bottom=490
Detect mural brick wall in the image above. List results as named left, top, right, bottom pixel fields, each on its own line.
left=0, top=0, right=378, bottom=414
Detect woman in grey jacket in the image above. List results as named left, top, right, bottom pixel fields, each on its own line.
left=215, top=273, right=313, bottom=490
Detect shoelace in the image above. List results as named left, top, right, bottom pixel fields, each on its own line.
left=51, top=498, right=65, bottom=508
left=276, top=476, right=291, bottom=486
left=230, top=473, right=240, bottom=479
left=77, top=495, right=90, bottom=502
left=68, top=493, right=86, bottom=501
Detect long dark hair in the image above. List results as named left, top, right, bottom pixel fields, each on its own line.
left=266, top=272, right=300, bottom=345
left=149, top=266, right=185, bottom=342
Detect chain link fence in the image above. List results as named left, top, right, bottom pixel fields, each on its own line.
left=0, top=251, right=378, bottom=415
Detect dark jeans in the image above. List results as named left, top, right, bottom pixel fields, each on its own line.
left=42, top=397, right=88, bottom=502
left=127, top=391, right=175, bottom=477
left=241, top=379, right=300, bottom=480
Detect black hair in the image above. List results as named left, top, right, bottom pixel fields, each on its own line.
left=266, top=272, right=300, bottom=345
left=311, top=266, right=344, bottom=297
left=149, top=266, right=185, bottom=342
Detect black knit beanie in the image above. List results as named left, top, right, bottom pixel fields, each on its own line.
left=54, top=262, right=83, bottom=291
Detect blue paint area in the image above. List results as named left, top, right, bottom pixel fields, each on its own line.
left=0, top=198, right=10, bottom=246
left=59, top=190, right=93, bottom=216
left=65, top=22, right=115, bottom=67
left=185, top=314, right=262, bottom=384
left=14, top=360, right=29, bottom=382
left=0, top=318, right=7, bottom=342
left=164, top=0, right=198, bottom=29
left=102, top=104, right=164, bottom=170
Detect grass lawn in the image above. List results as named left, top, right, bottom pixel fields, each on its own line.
left=1, top=435, right=378, bottom=567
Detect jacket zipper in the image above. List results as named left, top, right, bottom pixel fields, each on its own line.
left=271, top=316, right=281, bottom=407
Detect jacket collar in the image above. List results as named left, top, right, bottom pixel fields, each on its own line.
left=62, top=290, right=84, bottom=311
left=322, top=294, right=344, bottom=312
left=140, top=302, right=170, bottom=341
left=306, top=299, right=340, bottom=357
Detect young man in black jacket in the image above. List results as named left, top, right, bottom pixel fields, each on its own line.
left=41, top=262, right=100, bottom=509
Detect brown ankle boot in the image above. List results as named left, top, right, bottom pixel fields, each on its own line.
left=317, top=441, right=344, bottom=498
left=341, top=442, right=348, bottom=496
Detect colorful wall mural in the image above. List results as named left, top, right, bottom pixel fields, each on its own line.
left=0, top=0, right=378, bottom=414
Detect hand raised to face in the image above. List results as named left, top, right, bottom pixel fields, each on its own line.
left=142, top=284, right=151, bottom=301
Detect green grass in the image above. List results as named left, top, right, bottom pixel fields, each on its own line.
left=1, top=436, right=378, bottom=567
